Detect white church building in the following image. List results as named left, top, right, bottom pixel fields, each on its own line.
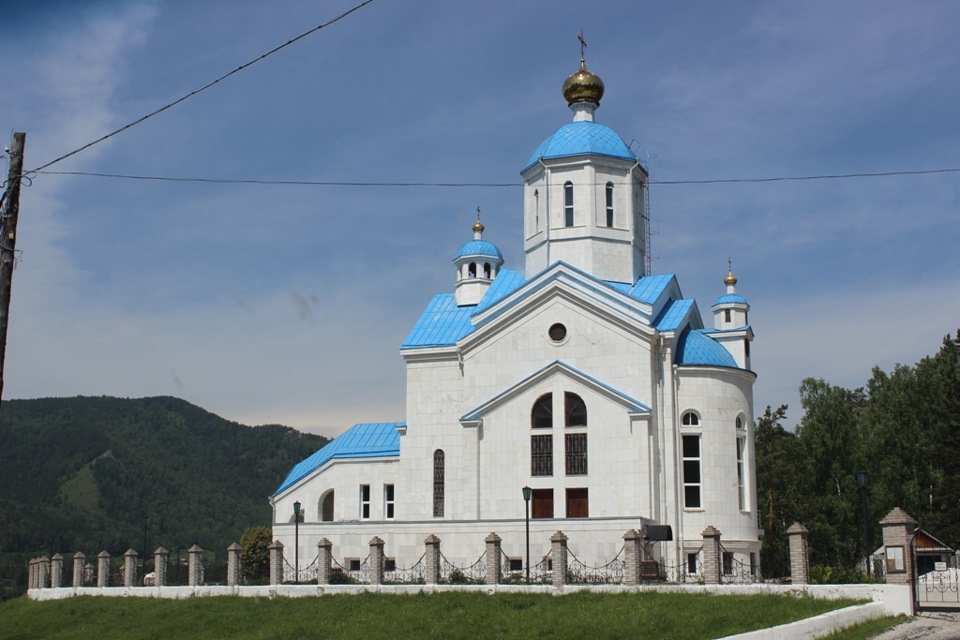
left=271, top=52, right=760, bottom=579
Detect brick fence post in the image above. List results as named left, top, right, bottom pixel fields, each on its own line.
left=123, top=549, right=138, bottom=587
left=701, top=526, right=721, bottom=585
left=786, top=523, right=810, bottom=585
left=317, top=538, right=332, bottom=585
left=369, top=537, right=385, bottom=585
left=226, top=543, right=242, bottom=586
left=880, top=507, right=917, bottom=585
left=485, top=533, right=502, bottom=585
left=51, top=553, right=64, bottom=588
left=72, top=552, right=86, bottom=588
left=38, top=556, right=50, bottom=589
left=550, top=531, right=568, bottom=588
left=424, top=535, right=441, bottom=585
left=97, top=551, right=110, bottom=587
left=27, top=559, right=36, bottom=590
left=187, top=545, right=203, bottom=586
left=269, top=540, right=284, bottom=585
left=154, top=547, right=169, bottom=586
left=623, top=529, right=643, bottom=585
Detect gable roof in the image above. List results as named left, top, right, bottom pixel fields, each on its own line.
left=460, top=360, right=651, bottom=423
left=402, top=264, right=699, bottom=351
left=274, top=422, right=402, bottom=496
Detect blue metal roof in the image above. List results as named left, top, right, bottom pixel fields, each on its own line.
left=524, top=121, right=635, bottom=171
left=453, top=239, right=503, bottom=261
left=712, top=293, right=748, bottom=307
left=675, top=329, right=738, bottom=368
left=627, top=273, right=677, bottom=305
left=654, top=298, right=695, bottom=332
left=401, top=294, right=475, bottom=349
left=473, top=268, right=526, bottom=314
left=274, top=422, right=402, bottom=495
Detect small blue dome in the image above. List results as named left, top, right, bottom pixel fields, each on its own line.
left=675, top=329, right=738, bottom=368
left=454, top=240, right=503, bottom=262
left=524, top=121, right=635, bottom=171
left=712, top=293, right=748, bottom=307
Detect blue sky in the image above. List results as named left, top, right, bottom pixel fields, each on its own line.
left=2, top=0, right=958, bottom=435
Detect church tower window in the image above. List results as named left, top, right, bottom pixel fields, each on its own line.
left=564, top=182, right=574, bottom=227
left=433, top=450, right=445, bottom=517
left=605, top=182, right=614, bottom=227
left=682, top=411, right=700, bottom=427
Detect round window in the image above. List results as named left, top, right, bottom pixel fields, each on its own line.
left=548, top=323, right=567, bottom=342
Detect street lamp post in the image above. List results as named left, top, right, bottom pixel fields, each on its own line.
left=522, top=486, right=532, bottom=583
left=856, top=470, right=870, bottom=576
left=293, top=501, right=301, bottom=583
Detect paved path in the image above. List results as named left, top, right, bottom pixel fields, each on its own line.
left=871, top=612, right=960, bottom=640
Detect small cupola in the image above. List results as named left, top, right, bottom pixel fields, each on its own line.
left=453, top=209, right=504, bottom=306
left=712, top=263, right=750, bottom=330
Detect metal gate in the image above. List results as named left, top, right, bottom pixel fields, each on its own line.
left=914, top=539, right=960, bottom=613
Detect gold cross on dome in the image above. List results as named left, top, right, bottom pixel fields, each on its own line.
left=578, top=29, right=587, bottom=61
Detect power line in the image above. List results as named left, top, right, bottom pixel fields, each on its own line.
left=34, top=167, right=960, bottom=189
left=27, top=0, right=376, bottom=174
left=35, top=171, right=519, bottom=188
left=650, top=167, right=960, bottom=185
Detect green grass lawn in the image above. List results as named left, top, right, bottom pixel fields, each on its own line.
left=0, top=591, right=869, bottom=640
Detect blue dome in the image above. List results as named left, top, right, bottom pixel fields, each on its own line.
left=454, top=240, right=503, bottom=261
left=525, top=121, right=635, bottom=170
left=675, top=329, right=738, bottom=368
left=712, top=293, right=748, bottom=307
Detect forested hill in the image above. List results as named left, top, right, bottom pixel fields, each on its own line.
left=0, top=396, right=329, bottom=557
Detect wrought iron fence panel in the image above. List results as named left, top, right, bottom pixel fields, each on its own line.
left=384, top=553, right=426, bottom=584
left=567, top=546, right=624, bottom=585
left=440, top=551, right=486, bottom=584
left=530, top=550, right=553, bottom=584
left=718, top=544, right=756, bottom=584
left=330, top=554, right=371, bottom=584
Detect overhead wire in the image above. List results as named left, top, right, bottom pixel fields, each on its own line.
left=34, top=167, right=960, bottom=189
left=26, top=0, right=376, bottom=174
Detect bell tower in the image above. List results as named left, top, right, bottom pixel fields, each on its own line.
left=520, top=37, right=648, bottom=284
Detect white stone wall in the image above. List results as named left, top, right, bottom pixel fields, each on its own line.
left=673, top=368, right=759, bottom=548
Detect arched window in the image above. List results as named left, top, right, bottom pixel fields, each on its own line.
left=433, top=450, right=445, bottom=517
left=564, top=182, right=574, bottom=227
left=483, top=263, right=491, bottom=278
left=532, top=393, right=553, bottom=429
left=682, top=411, right=700, bottom=427
left=468, top=262, right=477, bottom=278
left=736, top=416, right=744, bottom=431
left=605, top=182, right=614, bottom=227
left=565, top=392, right=587, bottom=427
left=320, top=490, right=334, bottom=522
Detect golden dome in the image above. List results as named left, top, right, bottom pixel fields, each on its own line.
left=562, top=59, right=605, bottom=106
left=472, top=219, right=485, bottom=234
left=724, top=269, right=738, bottom=287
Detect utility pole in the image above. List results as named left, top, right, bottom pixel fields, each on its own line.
left=0, top=132, right=26, bottom=404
